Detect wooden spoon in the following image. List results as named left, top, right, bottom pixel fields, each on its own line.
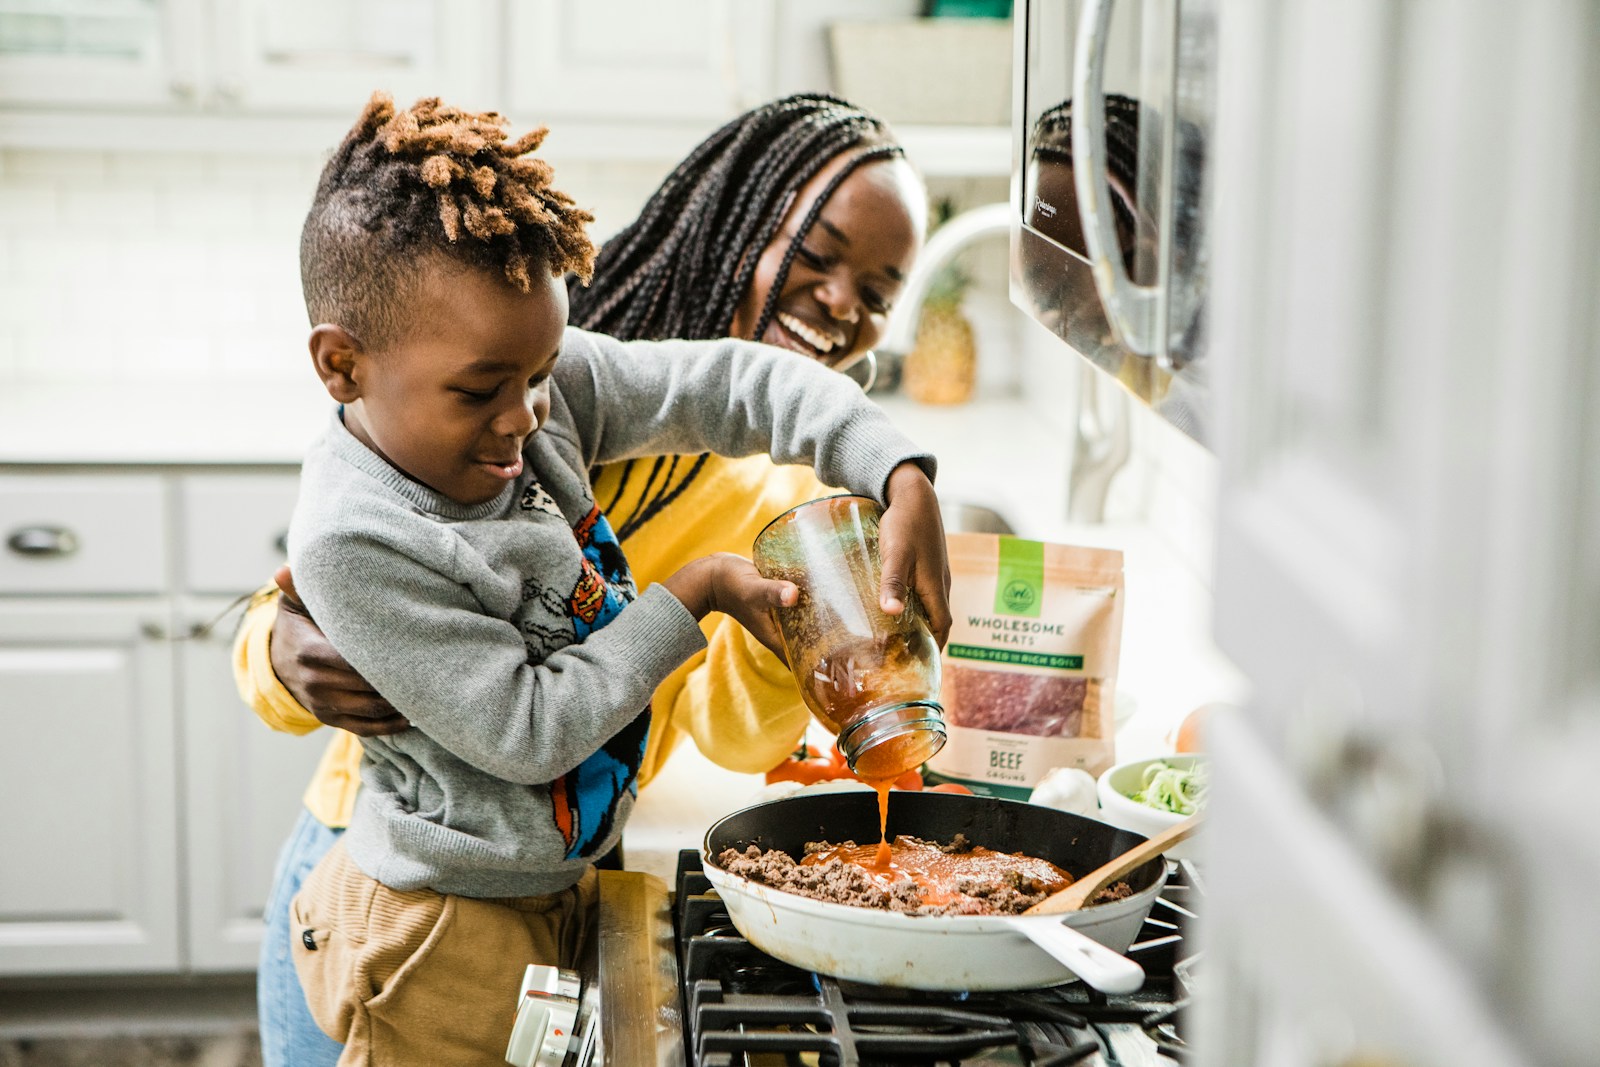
left=1025, top=814, right=1202, bottom=916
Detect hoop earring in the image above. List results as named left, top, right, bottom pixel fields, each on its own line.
left=843, top=350, right=878, bottom=393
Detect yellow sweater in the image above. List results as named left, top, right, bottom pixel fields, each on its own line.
left=234, top=452, right=826, bottom=829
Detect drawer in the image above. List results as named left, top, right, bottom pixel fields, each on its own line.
left=0, top=474, right=169, bottom=594
left=179, top=473, right=300, bottom=595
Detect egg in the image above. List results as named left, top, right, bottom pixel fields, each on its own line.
left=1174, top=705, right=1210, bottom=753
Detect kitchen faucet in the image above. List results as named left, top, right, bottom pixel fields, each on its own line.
left=874, top=201, right=1131, bottom=524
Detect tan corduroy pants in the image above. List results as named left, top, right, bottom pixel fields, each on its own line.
left=290, top=840, right=597, bottom=1067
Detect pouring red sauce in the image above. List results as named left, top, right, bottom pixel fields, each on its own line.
left=871, top=780, right=893, bottom=867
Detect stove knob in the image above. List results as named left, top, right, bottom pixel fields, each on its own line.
left=505, top=965, right=581, bottom=1067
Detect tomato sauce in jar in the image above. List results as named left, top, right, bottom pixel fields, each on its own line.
left=754, top=495, right=946, bottom=781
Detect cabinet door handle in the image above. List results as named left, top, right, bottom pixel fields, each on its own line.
left=6, top=525, right=80, bottom=558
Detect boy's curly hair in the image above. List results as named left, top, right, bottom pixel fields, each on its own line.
left=301, top=93, right=596, bottom=348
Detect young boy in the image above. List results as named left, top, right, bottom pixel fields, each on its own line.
left=283, top=93, right=949, bottom=1065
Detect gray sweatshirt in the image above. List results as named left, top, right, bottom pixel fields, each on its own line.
left=288, top=327, right=932, bottom=897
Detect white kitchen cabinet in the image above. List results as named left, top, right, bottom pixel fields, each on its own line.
left=0, top=1, right=1015, bottom=178
left=208, top=0, right=498, bottom=115
left=178, top=473, right=299, bottom=595
left=179, top=594, right=325, bottom=972
left=0, top=600, right=182, bottom=976
left=505, top=0, right=771, bottom=122
left=1, top=0, right=733, bottom=120
left=0, top=466, right=322, bottom=977
left=0, top=0, right=206, bottom=108
left=176, top=473, right=325, bottom=973
left=0, top=473, right=170, bottom=595
left=0, top=0, right=496, bottom=115
left=1198, top=0, right=1599, bottom=1064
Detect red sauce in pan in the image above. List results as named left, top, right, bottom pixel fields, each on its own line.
left=833, top=779, right=1071, bottom=905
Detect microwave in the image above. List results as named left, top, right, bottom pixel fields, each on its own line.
left=1010, top=0, right=1216, bottom=446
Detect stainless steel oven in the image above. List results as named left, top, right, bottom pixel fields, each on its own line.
left=1011, top=0, right=1216, bottom=446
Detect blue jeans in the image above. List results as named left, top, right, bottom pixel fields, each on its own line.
left=259, top=809, right=345, bottom=1067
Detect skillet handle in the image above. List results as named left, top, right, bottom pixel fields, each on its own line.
left=1005, top=917, right=1145, bottom=995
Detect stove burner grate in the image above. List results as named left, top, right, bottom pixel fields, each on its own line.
left=673, top=851, right=1199, bottom=1067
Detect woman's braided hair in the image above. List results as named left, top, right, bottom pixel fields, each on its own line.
left=301, top=92, right=597, bottom=348
left=1030, top=94, right=1203, bottom=271
left=568, top=93, right=905, bottom=343
left=1030, top=95, right=1145, bottom=249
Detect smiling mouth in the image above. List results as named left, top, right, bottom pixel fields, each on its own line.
left=775, top=312, right=848, bottom=359
left=480, top=455, right=524, bottom=479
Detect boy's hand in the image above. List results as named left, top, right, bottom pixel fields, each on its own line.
left=271, top=565, right=410, bottom=737
left=663, top=553, right=798, bottom=663
left=878, top=462, right=952, bottom=647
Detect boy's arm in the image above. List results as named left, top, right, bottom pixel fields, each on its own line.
left=556, top=330, right=934, bottom=506
left=232, top=584, right=323, bottom=735
left=558, top=329, right=950, bottom=643
left=295, top=529, right=712, bottom=786
left=643, top=615, right=809, bottom=783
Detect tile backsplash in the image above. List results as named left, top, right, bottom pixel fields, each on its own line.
left=0, top=147, right=1211, bottom=581
left=0, top=147, right=673, bottom=386
left=0, top=154, right=1021, bottom=390
left=1133, top=405, right=1219, bottom=588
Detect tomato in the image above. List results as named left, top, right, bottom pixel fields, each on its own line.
left=763, top=744, right=845, bottom=785
left=890, top=767, right=925, bottom=791
left=927, top=782, right=975, bottom=795
left=764, top=741, right=925, bottom=790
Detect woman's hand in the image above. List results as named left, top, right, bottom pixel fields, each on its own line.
left=662, top=553, right=798, bottom=663
left=877, top=462, right=952, bottom=647
left=269, top=566, right=410, bottom=737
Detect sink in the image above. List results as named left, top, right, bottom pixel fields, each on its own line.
left=942, top=503, right=1016, bottom=536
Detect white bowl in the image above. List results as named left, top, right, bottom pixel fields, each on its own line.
left=1096, top=754, right=1207, bottom=860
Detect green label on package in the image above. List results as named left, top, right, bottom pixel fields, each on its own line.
left=994, top=536, right=1044, bottom=618
left=947, top=644, right=1083, bottom=670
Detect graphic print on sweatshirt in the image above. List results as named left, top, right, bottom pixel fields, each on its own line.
left=518, top=481, right=562, bottom=518
left=550, top=504, right=649, bottom=859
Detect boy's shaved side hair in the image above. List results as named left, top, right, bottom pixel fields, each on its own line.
left=301, top=92, right=597, bottom=348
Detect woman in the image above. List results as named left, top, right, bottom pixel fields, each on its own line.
left=237, top=93, right=927, bottom=1066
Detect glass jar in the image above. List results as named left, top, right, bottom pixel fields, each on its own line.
left=753, top=495, right=945, bottom=780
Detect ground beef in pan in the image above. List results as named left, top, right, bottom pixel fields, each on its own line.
left=716, top=836, right=1135, bottom=917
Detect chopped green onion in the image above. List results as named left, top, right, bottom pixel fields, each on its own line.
left=1130, top=761, right=1207, bottom=815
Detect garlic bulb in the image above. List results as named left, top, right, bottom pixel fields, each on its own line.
left=1029, top=767, right=1100, bottom=817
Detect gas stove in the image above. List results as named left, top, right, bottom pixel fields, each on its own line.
left=671, top=849, right=1202, bottom=1067
left=520, top=852, right=1201, bottom=1066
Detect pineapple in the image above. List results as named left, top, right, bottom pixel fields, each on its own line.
left=902, top=200, right=978, bottom=405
